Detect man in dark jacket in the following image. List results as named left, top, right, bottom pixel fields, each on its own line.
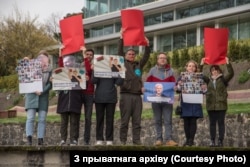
left=118, top=30, right=150, bottom=145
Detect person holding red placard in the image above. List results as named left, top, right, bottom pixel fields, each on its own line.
left=118, top=29, right=150, bottom=145
left=200, top=57, right=234, bottom=147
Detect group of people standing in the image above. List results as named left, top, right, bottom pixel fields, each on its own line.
left=24, top=29, right=234, bottom=147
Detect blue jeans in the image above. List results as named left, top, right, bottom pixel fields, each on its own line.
left=26, top=109, right=47, bottom=138
left=152, top=103, right=173, bottom=141
left=82, top=94, right=94, bottom=143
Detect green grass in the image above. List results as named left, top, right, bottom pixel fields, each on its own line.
left=0, top=103, right=249, bottom=124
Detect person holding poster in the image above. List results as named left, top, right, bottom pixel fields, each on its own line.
left=25, top=52, right=52, bottom=146
left=146, top=53, right=177, bottom=146
left=56, top=47, right=83, bottom=146
left=118, top=29, right=150, bottom=145
left=92, top=70, right=124, bottom=146
left=176, top=60, right=205, bottom=147
left=81, top=46, right=95, bottom=146
left=200, top=57, right=234, bottom=147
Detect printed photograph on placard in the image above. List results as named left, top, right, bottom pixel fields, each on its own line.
left=180, top=72, right=204, bottom=103
left=143, top=82, right=175, bottom=103
left=52, top=67, right=86, bottom=90
left=16, top=59, right=43, bottom=94
left=94, top=55, right=126, bottom=78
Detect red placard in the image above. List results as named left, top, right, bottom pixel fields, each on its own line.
left=59, top=14, right=84, bottom=56
left=121, top=9, right=147, bottom=46
left=204, top=28, right=229, bottom=65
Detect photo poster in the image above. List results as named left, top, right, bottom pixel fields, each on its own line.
left=93, top=55, right=126, bottom=78
left=52, top=66, right=86, bottom=90
left=180, top=72, right=204, bottom=104
left=16, top=59, right=43, bottom=94
left=143, top=82, right=175, bottom=103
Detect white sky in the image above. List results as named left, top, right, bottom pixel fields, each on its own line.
left=0, top=0, right=86, bottom=23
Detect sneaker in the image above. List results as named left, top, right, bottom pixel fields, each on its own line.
left=70, top=140, right=78, bottom=146
left=95, top=140, right=104, bottom=146
left=59, top=140, right=66, bottom=146
left=154, top=140, right=162, bottom=146
left=106, top=141, right=113, bottom=146
left=166, top=140, right=178, bottom=146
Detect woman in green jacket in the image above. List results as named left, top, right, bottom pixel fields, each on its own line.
left=201, top=57, right=234, bottom=147
left=25, top=52, right=52, bottom=146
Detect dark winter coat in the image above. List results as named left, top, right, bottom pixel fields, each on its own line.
left=56, top=90, right=83, bottom=114
left=92, top=74, right=124, bottom=103
left=202, top=63, right=234, bottom=111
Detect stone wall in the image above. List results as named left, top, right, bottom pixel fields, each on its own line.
left=1, top=114, right=250, bottom=147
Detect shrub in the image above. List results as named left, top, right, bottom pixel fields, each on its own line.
left=238, top=71, right=250, bottom=84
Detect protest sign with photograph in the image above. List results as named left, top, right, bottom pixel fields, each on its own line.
left=93, top=55, right=126, bottom=78
left=52, top=67, right=86, bottom=90
left=143, top=82, right=175, bottom=103
left=180, top=72, right=204, bottom=104
left=16, top=59, right=43, bottom=94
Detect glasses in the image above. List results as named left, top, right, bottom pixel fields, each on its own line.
left=158, top=57, right=166, bottom=59
left=86, top=53, right=93, bottom=56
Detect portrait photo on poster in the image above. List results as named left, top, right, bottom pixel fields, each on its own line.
left=143, top=82, right=175, bottom=103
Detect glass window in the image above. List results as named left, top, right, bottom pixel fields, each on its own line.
left=219, top=0, right=234, bottom=9
left=157, top=34, right=172, bottom=52
left=87, top=0, right=98, bottom=17
left=96, top=46, right=104, bottom=54
left=84, top=29, right=90, bottom=38
left=110, top=0, right=121, bottom=12
left=173, top=32, right=186, bottom=50
left=237, top=0, right=250, bottom=6
left=99, top=0, right=108, bottom=14
left=187, top=29, right=196, bottom=47
left=221, top=21, right=238, bottom=40
left=107, top=44, right=118, bottom=55
left=239, top=19, right=250, bottom=39
left=176, top=8, right=190, bottom=19
left=103, top=24, right=114, bottom=35
left=190, top=5, right=204, bottom=16
left=162, top=12, right=173, bottom=23
left=205, top=0, right=219, bottom=13
left=115, top=22, right=122, bottom=33
left=90, top=26, right=103, bottom=37
left=144, top=13, right=161, bottom=26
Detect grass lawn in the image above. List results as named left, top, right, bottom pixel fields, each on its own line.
left=0, top=103, right=249, bottom=124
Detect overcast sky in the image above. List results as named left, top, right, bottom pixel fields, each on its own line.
left=0, top=0, right=85, bottom=23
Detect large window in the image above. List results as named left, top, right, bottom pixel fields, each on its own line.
left=103, top=24, right=113, bottom=35
left=187, top=29, right=196, bottom=47
left=157, top=34, right=172, bottom=52
left=173, top=32, right=186, bottom=50
left=91, top=26, right=103, bottom=37
left=107, top=44, right=118, bottom=55
left=162, top=12, right=173, bottom=23
left=239, top=19, right=250, bottom=39
left=144, top=13, right=161, bottom=26
left=221, top=21, right=238, bottom=40
left=237, top=0, right=250, bottom=5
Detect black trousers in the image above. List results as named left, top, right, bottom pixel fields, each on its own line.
left=183, top=117, right=197, bottom=142
left=207, top=110, right=226, bottom=141
left=60, top=112, right=81, bottom=142
left=95, top=103, right=116, bottom=141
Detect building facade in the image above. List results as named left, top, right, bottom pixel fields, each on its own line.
left=83, top=0, right=250, bottom=54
